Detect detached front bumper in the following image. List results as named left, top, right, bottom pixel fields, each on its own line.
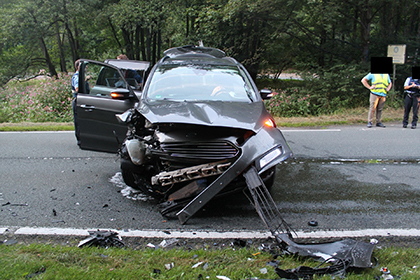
left=176, top=127, right=292, bottom=224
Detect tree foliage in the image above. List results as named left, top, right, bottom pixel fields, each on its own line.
left=1, top=0, right=420, bottom=112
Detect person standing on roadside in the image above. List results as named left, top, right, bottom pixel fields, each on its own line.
left=361, top=57, right=393, bottom=128
left=402, top=67, right=420, bottom=129
left=71, top=59, right=81, bottom=145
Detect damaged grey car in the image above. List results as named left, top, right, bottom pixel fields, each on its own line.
left=75, top=45, right=292, bottom=222
left=75, top=46, right=377, bottom=276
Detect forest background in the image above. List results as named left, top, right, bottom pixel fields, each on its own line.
left=1, top=0, right=420, bottom=123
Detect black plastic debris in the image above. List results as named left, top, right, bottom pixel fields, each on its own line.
left=231, top=239, right=247, bottom=248
left=78, top=230, right=125, bottom=248
left=25, top=267, right=46, bottom=279
left=308, top=220, right=318, bottom=227
left=243, top=166, right=376, bottom=279
left=276, top=259, right=350, bottom=280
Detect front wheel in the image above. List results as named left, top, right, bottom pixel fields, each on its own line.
left=121, top=167, right=163, bottom=200
left=261, top=167, right=276, bottom=190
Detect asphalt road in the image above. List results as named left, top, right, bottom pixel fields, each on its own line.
left=1, top=122, right=419, bottom=235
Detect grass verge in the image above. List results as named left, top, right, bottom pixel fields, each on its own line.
left=0, top=122, right=74, bottom=131
left=1, top=240, right=419, bottom=279
left=0, top=107, right=405, bottom=131
left=274, top=107, right=404, bottom=128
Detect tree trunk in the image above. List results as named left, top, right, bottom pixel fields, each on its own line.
left=135, top=25, right=141, bottom=60
left=359, top=4, right=372, bottom=63
left=122, top=28, right=134, bottom=59
left=141, top=28, right=146, bottom=61
left=108, top=18, right=124, bottom=54
left=39, top=37, right=58, bottom=78
left=55, top=20, right=67, bottom=73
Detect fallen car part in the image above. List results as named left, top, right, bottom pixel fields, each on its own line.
left=78, top=230, right=125, bottom=248
left=243, top=165, right=376, bottom=279
left=243, top=166, right=294, bottom=238
left=275, top=259, right=351, bottom=279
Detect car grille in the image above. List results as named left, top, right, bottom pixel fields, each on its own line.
left=159, top=141, right=239, bottom=163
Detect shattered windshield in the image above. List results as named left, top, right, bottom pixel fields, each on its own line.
left=146, top=64, right=257, bottom=102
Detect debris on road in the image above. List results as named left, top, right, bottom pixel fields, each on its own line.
left=78, top=230, right=125, bottom=248
left=244, top=165, right=376, bottom=279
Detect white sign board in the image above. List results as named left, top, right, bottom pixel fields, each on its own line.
left=387, top=45, right=406, bottom=64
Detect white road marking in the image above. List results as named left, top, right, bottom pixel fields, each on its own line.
left=2, top=227, right=420, bottom=239
left=281, top=129, right=341, bottom=132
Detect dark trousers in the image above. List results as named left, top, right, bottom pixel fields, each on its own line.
left=72, top=98, right=80, bottom=145
left=403, top=94, right=419, bottom=126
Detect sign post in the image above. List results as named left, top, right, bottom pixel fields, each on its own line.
left=387, top=45, right=406, bottom=102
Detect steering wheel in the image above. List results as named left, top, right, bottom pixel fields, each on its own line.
left=211, top=85, right=230, bottom=97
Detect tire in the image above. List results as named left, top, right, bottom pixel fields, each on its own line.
left=121, top=168, right=137, bottom=189
left=261, top=167, right=276, bottom=190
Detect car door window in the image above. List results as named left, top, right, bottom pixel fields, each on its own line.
left=84, top=62, right=125, bottom=98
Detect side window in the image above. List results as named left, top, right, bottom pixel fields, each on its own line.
left=84, top=62, right=125, bottom=97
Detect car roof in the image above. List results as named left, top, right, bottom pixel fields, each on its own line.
left=160, top=46, right=239, bottom=66
left=105, top=59, right=150, bottom=71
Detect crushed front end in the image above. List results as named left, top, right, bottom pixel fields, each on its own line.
left=118, top=108, right=292, bottom=221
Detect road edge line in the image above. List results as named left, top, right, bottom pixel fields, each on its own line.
left=2, top=227, right=420, bottom=239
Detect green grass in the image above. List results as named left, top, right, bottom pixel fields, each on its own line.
left=0, top=107, right=405, bottom=131
left=0, top=122, right=74, bottom=131
left=1, top=242, right=419, bottom=279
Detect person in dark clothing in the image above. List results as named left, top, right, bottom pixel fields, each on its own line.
left=117, top=54, right=143, bottom=88
left=71, top=60, right=81, bottom=145
left=403, top=75, right=420, bottom=129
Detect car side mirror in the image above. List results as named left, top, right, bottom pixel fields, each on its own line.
left=260, top=89, right=273, bottom=100
left=111, top=88, right=131, bottom=100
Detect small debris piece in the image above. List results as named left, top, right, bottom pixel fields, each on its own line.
left=165, top=262, right=174, bottom=270
left=153, top=269, right=161, bottom=274
left=308, top=220, right=318, bottom=227
left=3, top=239, right=18, bottom=246
left=159, top=238, right=178, bottom=248
left=216, top=276, right=231, bottom=280
left=78, top=230, right=125, bottom=248
left=192, top=262, right=204, bottom=268
left=260, top=268, right=268, bottom=274
left=25, top=267, right=46, bottom=279
left=267, top=260, right=279, bottom=267
left=380, top=267, right=394, bottom=280
left=202, top=263, right=209, bottom=270
left=147, top=243, right=156, bottom=248
left=231, top=239, right=247, bottom=247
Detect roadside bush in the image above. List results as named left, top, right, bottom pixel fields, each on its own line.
left=297, top=64, right=368, bottom=115
left=264, top=89, right=311, bottom=117
left=261, top=64, right=388, bottom=117
left=1, top=73, right=73, bottom=123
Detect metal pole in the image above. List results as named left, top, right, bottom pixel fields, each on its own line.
left=391, top=64, right=396, bottom=103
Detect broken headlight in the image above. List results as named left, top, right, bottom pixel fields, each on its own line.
left=258, top=147, right=282, bottom=170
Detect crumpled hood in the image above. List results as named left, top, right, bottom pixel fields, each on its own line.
left=137, top=100, right=271, bottom=132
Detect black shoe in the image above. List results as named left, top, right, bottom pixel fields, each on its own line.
left=412, top=125, right=416, bottom=129
left=367, top=122, right=372, bottom=128
left=403, top=124, right=407, bottom=128
left=376, top=122, right=386, bottom=128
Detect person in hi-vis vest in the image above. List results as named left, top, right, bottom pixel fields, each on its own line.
left=361, top=72, right=392, bottom=128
